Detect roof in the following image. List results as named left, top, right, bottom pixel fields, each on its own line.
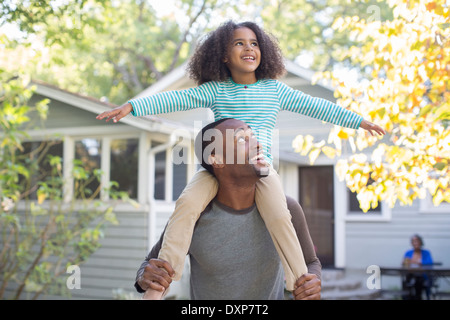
left=31, top=79, right=195, bottom=137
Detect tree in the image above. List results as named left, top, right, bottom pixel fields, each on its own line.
left=0, top=0, right=226, bottom=104
left=258, top=0, right=393, bottom=70
left=0, top=69, right=129, bottom=299
left=2, top=0, right=395, bottom=105
left=293, top=0, right=449, bottom=211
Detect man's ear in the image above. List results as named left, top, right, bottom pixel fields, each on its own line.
left=209, top=154, right=225, bottom=169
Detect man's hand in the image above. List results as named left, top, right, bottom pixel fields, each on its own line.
left=138, top=259, right=175, bottom=292
left=360, top=119, right=386, bottom=136
left=96, top=102, right=133, bottom=123
left=293, top=273, right=321, bottom=300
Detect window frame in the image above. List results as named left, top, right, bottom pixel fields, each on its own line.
left=21, top=126, right=195, bottom=210
left=150, top=135, right=193, bottom=202
left=345, top=189, right=392, bottom=221
left=66, top=132, right=142, bottom=202
left=334, top=178, right=392, bottom=222
left=419, top=193, right=450, bottom=214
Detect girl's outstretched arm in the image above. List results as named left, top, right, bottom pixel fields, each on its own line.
left=277, top=81, right=386, bottom=135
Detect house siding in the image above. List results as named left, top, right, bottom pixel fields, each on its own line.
left=2, top=209, right=148, bottom=300
left=65, top=210, right=148, bottom=300
left=346, top=201, right=450, bottom=292
left=346, top=201, right=450, bottom=268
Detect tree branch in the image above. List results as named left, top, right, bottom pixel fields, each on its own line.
left=169, top=0, right=212, bottom=71
left=107, top=56, right=144, bottom=92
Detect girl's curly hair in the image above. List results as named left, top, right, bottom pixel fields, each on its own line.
left=187, top=20, right=286, bottom=85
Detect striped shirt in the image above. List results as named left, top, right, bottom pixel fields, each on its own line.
left=129, top=78, right=363, bottom=163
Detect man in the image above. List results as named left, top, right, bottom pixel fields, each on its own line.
left=134, top=118, right=321, bottom=300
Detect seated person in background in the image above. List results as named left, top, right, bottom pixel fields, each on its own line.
left=402, top=234, right=434, bottom=300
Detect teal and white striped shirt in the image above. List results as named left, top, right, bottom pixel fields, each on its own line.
left=129, top=78, right=363, bottom=163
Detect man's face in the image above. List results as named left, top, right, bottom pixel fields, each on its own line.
left=212, top=119, right=268, bottom=178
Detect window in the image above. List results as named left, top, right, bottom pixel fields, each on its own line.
left=335, top=176, right=391, bottom=222
left=20, top=140, right=63, bottom=200
left=154, top=150, right=166, bottom=200
left=153, top=142, right=188, bottom=201
left=110, top=139, right=138, bottom=199
left=348, top=190, right=381, bottom=215
left=173, top=147, right=187, bottom=200
left=73, top=137, right=140, bottom=200
left=345, top=188, right=391, bottom=221
left=420, top=193, right=450, bottom=213
left=173, top=163, right=187, bottom=200
left=17, top=134, right=142, bottom=203
left=75, top=139, right=101, bottom=199
left=347, top=176, right=383, bottom=215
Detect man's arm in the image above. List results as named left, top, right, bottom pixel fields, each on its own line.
left=286, top=196, right=322, bottom=279
left=286, top=196, right=322, bottom=300
left=134, top=227, right=166, bottom=293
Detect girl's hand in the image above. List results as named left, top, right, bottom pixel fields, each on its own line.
left=96, top=102, right=133, bottom=123
left=360, top=119, right=386, bottom=136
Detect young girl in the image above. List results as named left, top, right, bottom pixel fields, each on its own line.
left=97, top=20, right=385, bottom=299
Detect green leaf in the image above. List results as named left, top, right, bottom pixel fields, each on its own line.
left=433, top=162, right=446, bottom=171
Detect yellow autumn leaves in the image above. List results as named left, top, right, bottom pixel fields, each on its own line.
left=293, top=0, right=449, bottom=212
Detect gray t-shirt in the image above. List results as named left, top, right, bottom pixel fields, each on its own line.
left=188, top=200, right=285, bottom=300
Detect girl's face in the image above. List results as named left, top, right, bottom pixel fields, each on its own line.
left=224, top=27, right=261, bottom=80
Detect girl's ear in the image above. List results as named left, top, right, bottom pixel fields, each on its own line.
left=223, top=56, right=228, bottom=63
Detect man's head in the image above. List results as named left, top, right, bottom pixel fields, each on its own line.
left=195, top=118, right=269, bottom=180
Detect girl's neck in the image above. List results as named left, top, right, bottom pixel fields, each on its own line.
left=231, top=73, right=257, bottom=85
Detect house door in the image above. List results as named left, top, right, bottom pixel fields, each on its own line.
left=299, top=166, right=335, bottom=267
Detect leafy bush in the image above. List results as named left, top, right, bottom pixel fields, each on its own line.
left=0, top=69, right=128, bottom=299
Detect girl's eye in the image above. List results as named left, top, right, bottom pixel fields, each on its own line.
left=235, top=41, right=243, bottom=46
left=251, top=42, right=258, bottom=46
